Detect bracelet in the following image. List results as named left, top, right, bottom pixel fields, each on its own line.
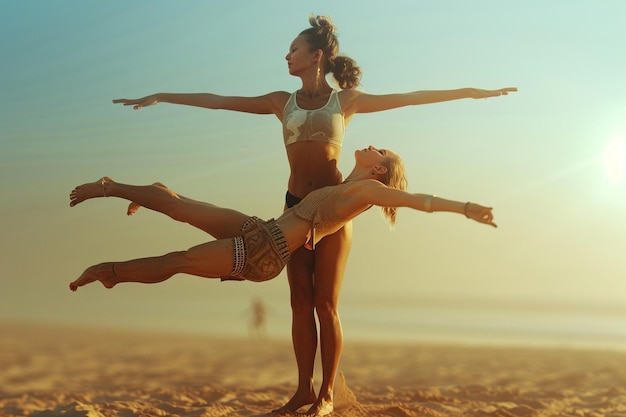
left=424, top=195, right=434, bottom=213
left=464, top=202, right=471, bottom=218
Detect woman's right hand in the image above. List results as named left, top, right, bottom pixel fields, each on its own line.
left=468, top=87, right=518, bottom=99
left=112, top=94, right=159, bottom=110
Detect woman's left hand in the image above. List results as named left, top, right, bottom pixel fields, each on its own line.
left=465, top=203, right=497, bottom=228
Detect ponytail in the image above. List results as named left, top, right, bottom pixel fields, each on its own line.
left=300, top=14, right=362, bottom=89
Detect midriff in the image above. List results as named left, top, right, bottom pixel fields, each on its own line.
left=274, top=209, right=314, bottom=253
left=285, top=141, right=343, bottom=198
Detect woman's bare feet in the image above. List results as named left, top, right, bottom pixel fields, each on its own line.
left=69, top=177, right=113, bottom=207
left=127, top=201, right=141, bottom=216
left=304, top=398, right=334, bottom=417
left=272, top=389, right=316, bottom=414
left=69, top=263, right=118, bottom=291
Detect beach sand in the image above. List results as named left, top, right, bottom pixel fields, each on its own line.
left=1, top=321, right=625, bottom=417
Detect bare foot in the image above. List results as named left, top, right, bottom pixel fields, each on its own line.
left=127, top=201, right=141, bottom=216
left=69, top=263, right=117, bottom=291
left=69, top=177, right=113, bottom=207
left=272, top=389, right=316, bottom=414
left=304, top=398, right=333, bottom=417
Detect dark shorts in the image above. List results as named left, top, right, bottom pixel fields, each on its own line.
left=285, top=190, right=303, bottom=208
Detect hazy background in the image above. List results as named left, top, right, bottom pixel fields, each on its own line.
left=2, top=1, right=625, bottom=349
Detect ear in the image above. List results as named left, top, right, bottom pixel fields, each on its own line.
left=313, top=49, right=323, bottom=63
left=372, top=165, right=388, bottom=175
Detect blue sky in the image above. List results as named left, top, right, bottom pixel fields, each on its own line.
left=1, top=1, right=625, bottom=342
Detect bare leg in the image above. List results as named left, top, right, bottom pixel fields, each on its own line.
left=69, top=177, right=249, bottom=238
left=126, top=182, right=171, bottom=216
left=304, top=223, right=352, bottom=417
left=126, top=188, right=158, bottom=217
left=272, top=248, right=318, bottom=414
left=70, top=239, right=236, bottom=291
left=273, top=224, right=352, bottom=416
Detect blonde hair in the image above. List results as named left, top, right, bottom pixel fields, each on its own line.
left=379, top=150, right=408, bottom=228
left=300, top=14, right=362, bottom=89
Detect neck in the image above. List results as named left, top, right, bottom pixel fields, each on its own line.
left=344, top=167, right=372, bottom=183
left=299, top=71, right=330, bottom=98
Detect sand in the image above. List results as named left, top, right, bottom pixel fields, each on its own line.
left=1, top=321, right=625, bottom=417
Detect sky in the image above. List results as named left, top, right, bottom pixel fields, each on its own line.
left=1, top=1, right=625, bottom=346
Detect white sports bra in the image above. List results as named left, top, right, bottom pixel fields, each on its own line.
left=282, top=90, right=345, bottom=147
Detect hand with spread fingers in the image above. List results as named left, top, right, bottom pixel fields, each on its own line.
left=467, top=87, right=518, bottom=99
left=112, top=95, right=159, bottom=110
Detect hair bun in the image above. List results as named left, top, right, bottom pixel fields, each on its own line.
left=309, top=13, right=336, bottom=33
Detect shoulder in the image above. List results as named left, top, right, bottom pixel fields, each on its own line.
left=345, top=179, right=386, bottom=196
left=352, top=179, right=395, bottom=205
left=260, top=91, right=292, bottom=117
left=337, top=89, right=370, bottom=116
left=266, top=91, right=292, bottom=103
left=337, top=89, right=363, bottom=101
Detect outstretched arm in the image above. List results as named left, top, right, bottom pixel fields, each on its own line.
left=112, top=91, right=290, bottom=116
left=419, top=194, right=496, bottom=227
left=341, top=87, right=517, bottom=116
left=352, top=181, right=497, bottom=228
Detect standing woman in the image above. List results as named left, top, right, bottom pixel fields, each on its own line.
left=114, top=15, right=516, bottom=416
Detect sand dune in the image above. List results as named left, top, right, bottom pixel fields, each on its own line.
left=1, top=321, right=625, bottom=416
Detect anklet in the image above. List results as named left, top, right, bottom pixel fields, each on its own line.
left=101, top=178, right=108, bottom=197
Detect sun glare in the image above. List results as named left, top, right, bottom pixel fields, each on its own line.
left=602, top=137, right=626, bottom=184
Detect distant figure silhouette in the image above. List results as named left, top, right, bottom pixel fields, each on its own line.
left=249, top=298, right=267, bottom=338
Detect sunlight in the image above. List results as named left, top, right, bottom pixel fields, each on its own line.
left=602, top=136, right=626, bottom=184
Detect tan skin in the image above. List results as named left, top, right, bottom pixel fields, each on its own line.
left=113, top=33, right=515, bottom=416
left=68, top=147, right=496, bottom=292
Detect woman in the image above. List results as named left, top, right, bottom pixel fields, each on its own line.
left=113, top=15, right=514, bottom=415
left=69, top=145, right=495, bottom=290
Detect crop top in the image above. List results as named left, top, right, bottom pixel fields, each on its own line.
left=282, top=90, right=345, bottom=147
left=292, top=182, right=369, bottom=250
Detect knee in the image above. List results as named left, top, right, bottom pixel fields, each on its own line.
left=314, top=297, right=339, bottom=323
left=287, top=260, right=315, bottom=315
left=156, top=187, right=186, bottom=221
left=166, top=250, right=188, bottom=268
left=290, top=288, right=314, bottom=315
left=288, top=274, right=315, bottom=315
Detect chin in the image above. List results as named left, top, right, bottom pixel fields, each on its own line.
left=288, top=67, right=303, bottom=77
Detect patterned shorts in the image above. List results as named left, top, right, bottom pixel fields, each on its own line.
left=221, top=217, right=291, bottom=282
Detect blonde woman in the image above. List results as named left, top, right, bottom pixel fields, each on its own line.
left=69, top=146, right=495, bottom=291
